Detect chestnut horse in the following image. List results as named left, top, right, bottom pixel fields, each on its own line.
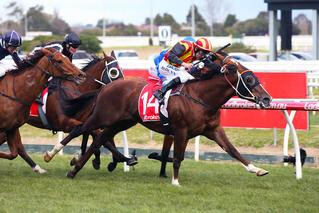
left=0, top=48, right=85, bottom=173
left=48, top=50, right=272, bottom=185
left=27, top=52, right=126, bottom=169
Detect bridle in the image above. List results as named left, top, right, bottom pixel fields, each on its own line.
left=219, top=54, right=257, bottom=101
left=0, top=50, right=76, bottom=106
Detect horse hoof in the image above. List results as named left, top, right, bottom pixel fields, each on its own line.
left=127, top=157, right=138, bottom=166
left=148, top=152, right=160, bottom=160
left=107, top=162, right=117, bottom=172
left=257, top=169, right=269, bottom=176
left=70, top=157, right=77, bottom=166
left=92, top=159, right=100, bottom=170
left=159, top=173, right=168, bottom=178
left=66, top=171, right=75, bottom=179
left=43, top=152, right=52, bottom=162
left=32, top=165, right=47, bottom=174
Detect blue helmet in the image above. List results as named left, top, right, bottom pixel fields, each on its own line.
left=64, top=32, right=81, bottom=47
left=2, top=30, right=22, bottom=47
left=183, top=36, right=196, bottom=43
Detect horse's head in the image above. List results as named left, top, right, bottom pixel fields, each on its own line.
left=98, top=51, right=124, bottom=84
left=41, top=48, right=86, bottom=84
left=208, top=51, right=272, bottom=108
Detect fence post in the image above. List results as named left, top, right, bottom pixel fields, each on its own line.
left=58, top=132, right=64, bottom=155
left=122, top=131, right=129, bottom=172
left=194, top=136, right=200, bottom=161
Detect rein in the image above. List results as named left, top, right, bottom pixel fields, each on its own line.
left=0, top=51, right=63, bottom=106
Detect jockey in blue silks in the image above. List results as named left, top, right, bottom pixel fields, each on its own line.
left=0, top=30, right=23, bottom=66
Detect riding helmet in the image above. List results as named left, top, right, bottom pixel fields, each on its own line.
left=2, top=30, right=22, bottom=47
left=195, top=38, right=213, bottom=52
left=64, top=32, right=81, bottom=47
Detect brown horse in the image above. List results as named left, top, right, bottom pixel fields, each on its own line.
left=37, top=52, right=137, bottom=168
left=48, top=50, right=272, bottom=185
left=0, top=48, right=85, bottom=173
left=27, top=52, right=125, bottom=169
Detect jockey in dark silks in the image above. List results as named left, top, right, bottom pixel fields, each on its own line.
left=0, top=30, right=23, bottom=66
left=153, top=37, right=213, bottom=103
left=32, top=32, right=81, bottom=62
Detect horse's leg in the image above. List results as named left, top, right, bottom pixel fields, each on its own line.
left=66, top=130, right=106, bottom=179
left=0, top=132, right=7, bottom=145
left=44, top=125, right=84, bottom=162
left=0, top=129, right=46, bottom=173
left=159, top=135, right=174, bottom=177
left=89, top=133, right=101, bottom=170
left=204, top=126, right=268, bottom=176
left=171, top=129, right=188, bottom=186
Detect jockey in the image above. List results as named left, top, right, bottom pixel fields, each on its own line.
left=0, top=30, right=23, bottom=66
left=153, top=37, right=213, bottom=103
left=32, top=32, right=81, bottom=62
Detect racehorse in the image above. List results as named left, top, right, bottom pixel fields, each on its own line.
left=0, top=48, right=85, bottom=173
left=36, top=51, right=137, bottom=168
left=27, top=52, right=125, bottom=169
left=48, top=49, right=272, bottom=185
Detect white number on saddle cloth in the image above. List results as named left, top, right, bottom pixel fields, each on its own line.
left=138, top=90, right=160, bottom=122
left=141, top=91, right=159, bottom=115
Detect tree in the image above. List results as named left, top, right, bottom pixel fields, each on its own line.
left=224, top=14, right=237, bottom=28
left=50, top=10, right=71, bottom=35
left=79, top=34, right=101, bottom=53
left=26, top=5, right=51, bottom=31
left=202, top=0, right=227, bottom=36
left=152, top=13, right=181, bottom=34
left=186, top=5, right=210, bottom=36
left=294, top=13, right=311, bottom=35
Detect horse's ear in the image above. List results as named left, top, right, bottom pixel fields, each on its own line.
left=102, top=51, right=107, bottom=58
left=111, top=50, right=117, bottom=59
left=41, top=48, right=51, bottom=55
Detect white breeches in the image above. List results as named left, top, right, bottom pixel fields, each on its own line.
left=158, top=60, right=194, bottom=86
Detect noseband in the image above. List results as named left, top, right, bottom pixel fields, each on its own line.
left=219, top=56, right=257, bottom=101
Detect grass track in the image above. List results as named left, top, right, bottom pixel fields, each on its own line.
left=0, top=155, right=318, bottom=213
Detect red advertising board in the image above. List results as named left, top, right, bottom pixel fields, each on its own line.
left=123, top=69, right=308, bottom=130
left=221, top=72, right=308, bottom=130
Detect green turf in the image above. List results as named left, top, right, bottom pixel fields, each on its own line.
left=0, top=155, right=318, bottom=213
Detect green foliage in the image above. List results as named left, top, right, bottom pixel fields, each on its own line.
left=0, top=156, right=318, bottom=212
left=224, top=14, right=238, bottom=28
left=214, top=42, right=256, bottom=54
left=186, top=5, right=210, bottom=35
left=21, top=35, right=63, bottom=52
left=80, top=28, right=103, bottom=36
left=79, top=34, right=101, bottom=53
left=153, top=13, right=181, bottom=34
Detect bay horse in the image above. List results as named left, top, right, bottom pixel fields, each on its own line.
left=27, top=52, right=126, bottom=169
left=36, top=52, right=137, bottom=168
left=0, top=48, right=85, bottom=173
left=48, top=49, right=272, bottom=185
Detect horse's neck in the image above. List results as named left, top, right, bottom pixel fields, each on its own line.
left=78, top=63, right=104, bottom=92
left=14, top=59, right=49, bottom=103
left=192, top=74, right=236, bottom=108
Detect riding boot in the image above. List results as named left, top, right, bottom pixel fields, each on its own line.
left=154, top=77, right=181, bottom=103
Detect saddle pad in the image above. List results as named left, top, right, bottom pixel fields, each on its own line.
left=30, top=87, right=48, bottom=117
left=138, top=77, right=162, bottom=121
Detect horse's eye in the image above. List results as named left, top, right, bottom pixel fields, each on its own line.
left=245, top=76, right=256, bottom=86
left=56, top=60, right=63, bottom=64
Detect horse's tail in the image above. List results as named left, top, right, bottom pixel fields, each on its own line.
left=59, top=89, right=98, bottom=117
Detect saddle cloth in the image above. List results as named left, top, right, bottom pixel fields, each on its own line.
left=138, top=76, right=172, bottom=122
left=30, top=87, right=48, bottom=117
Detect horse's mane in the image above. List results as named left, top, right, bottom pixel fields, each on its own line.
left=59, top=86, right=98, bottom=117
left=10, top=50, right=45, bottom=74
left=81, top=56, right=102, bottom=72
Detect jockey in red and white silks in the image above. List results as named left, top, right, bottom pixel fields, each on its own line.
left=153, top=37, right=213, bottom=103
